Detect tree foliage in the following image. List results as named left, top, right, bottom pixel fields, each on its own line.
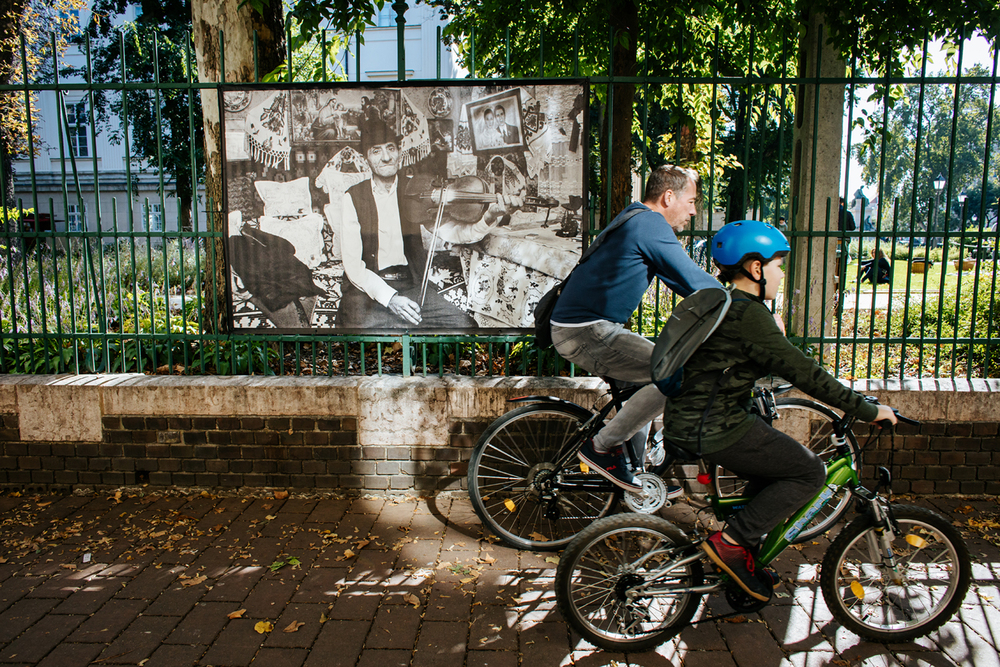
left=854, top=64, right=999, bottom=233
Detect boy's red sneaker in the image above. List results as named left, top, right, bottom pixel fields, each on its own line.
left=701, top=531, right=770, bottom=602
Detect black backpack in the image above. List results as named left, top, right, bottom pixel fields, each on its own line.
left=649, top=287, right=732, bottom=397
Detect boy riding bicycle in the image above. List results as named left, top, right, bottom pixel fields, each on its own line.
left=665, top=220, right=897, bottom=602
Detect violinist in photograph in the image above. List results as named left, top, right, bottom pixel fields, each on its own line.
left=338, top=113, right=522, bottom=329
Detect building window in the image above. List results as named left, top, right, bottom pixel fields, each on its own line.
left=148, top=203, right=163, bottom=232
left=66, top=101, right=89, bottom=158
left=67, top=203, right=86, bottom=232
left=376, top=5, right=397, bottom=26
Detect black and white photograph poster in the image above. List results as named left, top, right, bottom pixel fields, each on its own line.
left=221, top=82, right=587, bottom=333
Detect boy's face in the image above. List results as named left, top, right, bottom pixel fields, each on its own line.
left=762, top=257, right=785, bottom=300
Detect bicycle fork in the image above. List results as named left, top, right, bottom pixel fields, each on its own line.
left=855, top=480, right=906, bottom=585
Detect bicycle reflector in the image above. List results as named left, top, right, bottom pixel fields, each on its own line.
left=697, top=473, right=711, bottom=485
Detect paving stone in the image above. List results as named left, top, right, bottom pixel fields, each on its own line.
left=424, top=580, right=473, bottom=621
left=165, top=601, right=238, bottom=645
left=68, top=598, right=149, bottom=643
left=143, top=582, right=207, bottom=616
left=682, top=651, right=739, bottom=667
left=263, top=603, right=325, bottom=648
left=51, top=577, right=128, bottom=615
left=243, top=577, right=298, bottom=618
left=719, top=619, right=787, bottom=667
left=249, top=647, right=309, bottom=667
left=0, top=576, right=44, bottom=614
left=366, top=604, right=422, bottom=649
left=34, top=641, right=105, bottom=667
left=467, top=650, right=519, bottom=667
left=200, top=618, right=268, bottom=666
left=303, top=619, right=370, bottom=667
left=0, top=597, right=61, bottom=643
left=95, top=614, right=180, bottom=664
left=0, top=613, right=85, bottom=663
left=519, top=621, right=572, bottom=665
left=290, top=568, right=350, bottom=604
left=143, top=644, right=205, bottom=667
left=356, top=649, right=412, bottom=667
left=469, top=605, right=518, bottom=651
left=202, top=564, right=266, bottom=602
left=412, top=620, right=467, bottom=667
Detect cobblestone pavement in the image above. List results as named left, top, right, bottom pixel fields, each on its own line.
left=0, top=490, right=998, bottom=667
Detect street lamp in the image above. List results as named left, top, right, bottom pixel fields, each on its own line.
left=932, top=173, right=946, bottom=235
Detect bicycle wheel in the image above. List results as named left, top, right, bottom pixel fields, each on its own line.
left=555, top=513, right=703, bottom=652
left=819, top=504, right=971, bottom=642
left=712, top=397, right=860, bottom=542
left=467, top=402, right=619, bottom=551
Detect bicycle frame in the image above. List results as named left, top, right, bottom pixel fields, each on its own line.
left=507, top=382, right=645, bottom=491
left=708, top=449, right=861, bottom=565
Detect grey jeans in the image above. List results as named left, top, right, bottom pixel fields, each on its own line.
left=551, top=321, right=665, bottom=455
left=704, top=416, right=827, bottom=547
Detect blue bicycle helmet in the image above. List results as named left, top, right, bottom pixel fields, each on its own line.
left=710, top=220, right=790, bottom=299
left=710, top=220, right=790, bottom=267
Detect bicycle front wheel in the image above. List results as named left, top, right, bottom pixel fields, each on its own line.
left=712, top=397, right=860, bottom=542
left=555, top=513, right=703, bottom=652
left=467, top=402, right=618, bottom=551
left=819, top=505, right=971, bottom=642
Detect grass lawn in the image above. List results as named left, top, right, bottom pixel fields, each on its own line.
left=842, top=255, right=990, bottom=298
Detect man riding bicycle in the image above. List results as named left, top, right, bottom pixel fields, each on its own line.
left=550, top=165, right=721, bottom=493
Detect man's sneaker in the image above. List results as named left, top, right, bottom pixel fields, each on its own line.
left=666, top=485, right=684, bottom=500
left=701, top=531, right=771, bottom=602
left=578, top=439, right=642, bottom=492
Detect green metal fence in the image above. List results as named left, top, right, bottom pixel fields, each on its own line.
left=1, top=18, right=998, bottom=380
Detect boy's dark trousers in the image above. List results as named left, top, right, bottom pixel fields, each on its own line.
left=703, top=416, right=827, bottom=548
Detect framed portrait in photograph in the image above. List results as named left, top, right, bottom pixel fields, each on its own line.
left=220, top=80, right=588, bottom=335
left=467, top=89, right=526, bottom=153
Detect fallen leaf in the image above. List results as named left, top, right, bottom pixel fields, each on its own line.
left=402, top=593, right=420, bottom=607
left=254, top=621, right=273, bottom=634
left=181, top=575, right=207, bottom=587
left=724, top=615, right=748, bottom=623
left=528, top=532, right=549, bottom=542
left=480, top=555, right=497, bottom=565
left=282, top=621, right=305, bottom=633
left=228, top=609, right=247, bottom=619
left=344, top=549, right=355, bottom=559
left=274, top=491, right=289, bottom=500
left=460, top=577, right=476, bottom=584
left=544, top=556, right=560, bottom=565
left=265, top=515, right=277, bottom=521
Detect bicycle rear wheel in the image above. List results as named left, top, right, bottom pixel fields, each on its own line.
left=467, top=402, right=619, bottom=551
left=555, top=513, right=703, bottom=652
left=711, top=397, right=860, bottom=542
left=819, top=505, right=971, bottom=642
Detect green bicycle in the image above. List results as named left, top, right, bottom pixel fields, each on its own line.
left=555, top=402, right=972, bottom=652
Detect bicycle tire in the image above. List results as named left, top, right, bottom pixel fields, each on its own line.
left=819, top=504, right=971, bottom=642
left=467, top=402, right=619, bottom=551
left=555, top=513, right=703, bottom=652
left=712, top=397, right=860, bottom=542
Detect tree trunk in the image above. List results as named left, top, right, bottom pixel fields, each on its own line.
left=604, top=0, right=638, bottom=228
left=787, top=7, right=846, bottom=345
left=0, top=0, right=27, bottom=219
left=191, top=0, right=283, bottom=333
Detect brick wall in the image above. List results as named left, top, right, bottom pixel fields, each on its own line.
left=0, top=374, right=997, bottom=495
left=858, top=421, right=1000, bottom=495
